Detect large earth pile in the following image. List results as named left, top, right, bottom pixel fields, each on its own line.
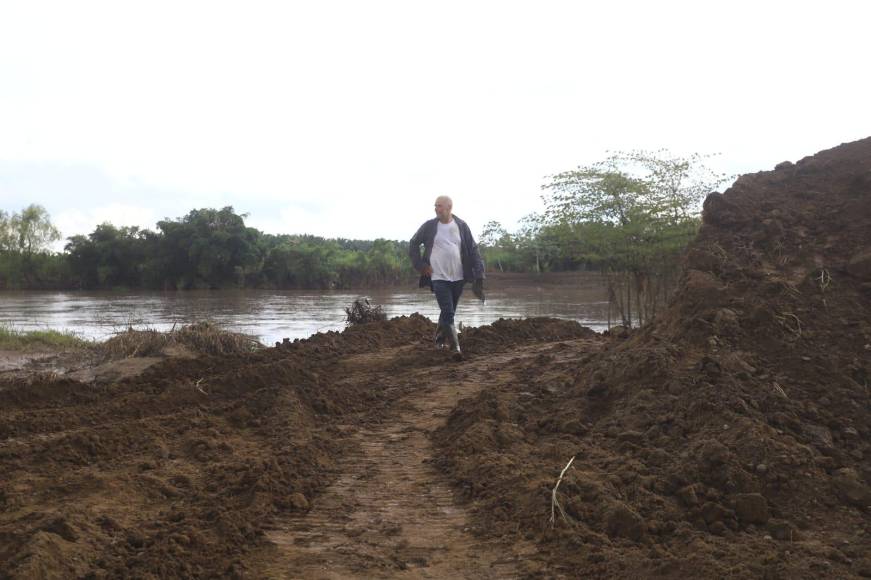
left=434, top=138, right=871, bottom=578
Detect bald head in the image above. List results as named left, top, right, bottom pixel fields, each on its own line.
left=434, top=196, right=453, bottom=223
left=435, top=195, right=452, bottom=207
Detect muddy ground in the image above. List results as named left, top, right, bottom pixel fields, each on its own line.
left=1, top=138, right=870, bottom=579
left=0, top=316, right=595, bottom=579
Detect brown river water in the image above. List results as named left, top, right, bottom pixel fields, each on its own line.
left=0, top=272, right=610, bottom=346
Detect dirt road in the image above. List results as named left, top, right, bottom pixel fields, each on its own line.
left=254, top=344, right=565, bottom=578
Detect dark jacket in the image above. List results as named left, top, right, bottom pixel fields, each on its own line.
left=409, top=215, right=485, bottom=289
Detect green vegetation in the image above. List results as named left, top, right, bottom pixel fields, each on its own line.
left=0, top=325, right=90, bottom=350
left=0, top=204, right=61, bottom=254
left=478, top=213, right=556, bottom=273
left=479, top=150, right=730, bottom=327
left=0, top=205, right=68, bottom=288
left=0, top=206, right=413, bottom=290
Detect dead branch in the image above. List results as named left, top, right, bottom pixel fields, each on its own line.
left=550, top=456, right=575, bottom=528
left=816, top=269, right=832, bottom=291
left=771, top=381, right=788, bottom=399
left=194, top=378, right=208, bottom=395
left=774, top=312, right=802, bottom=337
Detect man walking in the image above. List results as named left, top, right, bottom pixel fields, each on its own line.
left=409, top=196, right=485, bottom=357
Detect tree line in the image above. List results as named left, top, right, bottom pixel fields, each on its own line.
left=0, top=206, right=414, bottom=290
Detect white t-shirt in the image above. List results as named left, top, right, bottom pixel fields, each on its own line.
left=430, top=220, right=464, bottom=281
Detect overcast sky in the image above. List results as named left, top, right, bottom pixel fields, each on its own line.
left=1, top=0, right=869, bottom=247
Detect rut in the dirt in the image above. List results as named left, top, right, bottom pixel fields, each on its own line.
left=259, top=349, right=543, bottom=579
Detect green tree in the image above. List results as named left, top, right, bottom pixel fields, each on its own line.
left=0, top=205, right=65, bottom=289
left=364, top=239, right=405, bottom=285
left=65, top=224, right=152, bottom=288
left=155, top=207, right=261, bottom=289
left=542, top=150, right=728, bottom=327
left=514, top=213, right=549, bottom=273
left=479, top=220, right=514, bottom=272
left=0, top=204, right=61, bottom=254
left=0, top=210, right=15, bottom=252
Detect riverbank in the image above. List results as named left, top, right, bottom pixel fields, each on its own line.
left=0, top=327, right=92, bottom=378
left=0, top=323, right=260, bottom=383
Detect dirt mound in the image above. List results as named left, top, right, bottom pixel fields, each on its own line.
left=461, top=317, right=598, bottom=355
left=1, top=313, right=587, bottom=579
left=434, top=138, right=871, bottom=578
left=277, top=313, right=433, bottom=355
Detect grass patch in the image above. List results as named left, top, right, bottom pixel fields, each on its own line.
left=99, top=321, right=262, bottom=360
left=0, top=326, right=91, bottom=351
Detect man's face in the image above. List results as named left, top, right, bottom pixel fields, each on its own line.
left=434, top=198, right=452, bottom=221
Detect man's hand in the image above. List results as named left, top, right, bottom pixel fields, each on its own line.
left=472, top=278, right=485, bottom=302
left=421, top=265, right=433, bottom=277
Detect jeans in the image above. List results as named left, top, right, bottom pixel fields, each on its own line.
left=432, top=279, right=465, bottom=327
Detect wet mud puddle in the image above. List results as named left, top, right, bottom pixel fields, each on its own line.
left=261, top=353, right=529, bottom=579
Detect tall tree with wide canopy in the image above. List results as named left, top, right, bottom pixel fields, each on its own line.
left=542, top=150, right=729, bottom=327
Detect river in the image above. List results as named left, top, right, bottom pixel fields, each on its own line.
left=0, top=272, right=610, bottom=346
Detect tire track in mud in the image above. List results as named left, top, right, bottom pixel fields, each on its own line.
left=259, top=347, right=545, bottom=579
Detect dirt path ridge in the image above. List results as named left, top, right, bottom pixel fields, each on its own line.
left=260, top=350, right=538, bottom=579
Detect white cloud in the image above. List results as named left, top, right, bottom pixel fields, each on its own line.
left=1, top=0, right=870, bottom=243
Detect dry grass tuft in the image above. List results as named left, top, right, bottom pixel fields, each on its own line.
left=100, top=329, right=167, bottom=359
left=174, top=322, right=261, bottom=355
left=99, top=322, right=261, bottom=360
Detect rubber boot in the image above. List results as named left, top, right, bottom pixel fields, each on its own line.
left=448, top=323, right=463, bottom=360
left=434, top=324, right=447, bottom=349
